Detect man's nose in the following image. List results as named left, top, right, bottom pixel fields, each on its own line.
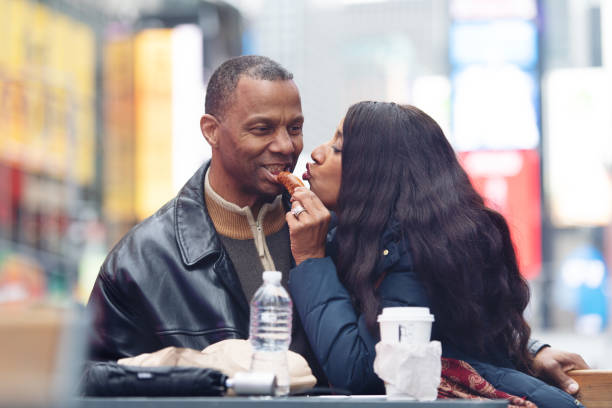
left=271, top=129, right=295, bottom=154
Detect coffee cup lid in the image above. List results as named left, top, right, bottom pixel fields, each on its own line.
left=377, top=307, right=434, bottom=322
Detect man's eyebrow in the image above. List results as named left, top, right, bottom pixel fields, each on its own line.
left=245, top=115, right=304, bottom=125
left=246, top=116, right=275, bottom=124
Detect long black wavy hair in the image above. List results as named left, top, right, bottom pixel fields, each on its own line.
left=335, top=101, right=533, bottom=373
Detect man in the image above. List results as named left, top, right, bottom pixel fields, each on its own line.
left=87, top=55, right=325, bottom=382
left=87, top=55, right=586, bottom=395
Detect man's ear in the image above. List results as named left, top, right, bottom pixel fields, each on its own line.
left=200, top=114, right=219, bottom=148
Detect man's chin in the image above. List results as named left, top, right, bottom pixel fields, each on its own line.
left=257, top=182, right=285, bottom=200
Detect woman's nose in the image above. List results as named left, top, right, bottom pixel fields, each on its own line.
left=311, top=144, right=325, bottom=164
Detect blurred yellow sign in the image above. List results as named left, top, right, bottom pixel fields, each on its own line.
left=0, top=0, right=96, bottom=185
left=103, top=38, right=136, bottom=221
left=0, top=0, right=9, bottom=69
left=5, top=0, right=28, bottom=77
left=134, top=29, right=174, bottom=220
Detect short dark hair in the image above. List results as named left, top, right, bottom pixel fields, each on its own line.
left=205, top=55, right=294, bottom=119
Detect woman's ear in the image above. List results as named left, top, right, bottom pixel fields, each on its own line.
left=200, top=114, right=219, bottom=148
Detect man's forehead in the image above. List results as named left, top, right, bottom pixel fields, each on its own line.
left=230, top=77, right=302, bottom=118
left=235, top=76, right=299, bottom=97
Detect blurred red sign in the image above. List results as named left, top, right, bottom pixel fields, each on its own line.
left=459, top=150, right=542, bottom=279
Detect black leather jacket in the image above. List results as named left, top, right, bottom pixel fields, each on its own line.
left=87, top=162, right=320, bottom=370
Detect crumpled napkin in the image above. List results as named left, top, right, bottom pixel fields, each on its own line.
left=373, top=341, right=442, bottom=400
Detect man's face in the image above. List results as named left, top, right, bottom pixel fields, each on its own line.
left=211, top=77, right=304, bottom=205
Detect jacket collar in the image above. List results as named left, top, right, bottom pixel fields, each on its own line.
left=174, top=161, right=292, bottom=266
left=175, top=161, right=221, bottom=266
left=327, top=215, right=406, bottom=275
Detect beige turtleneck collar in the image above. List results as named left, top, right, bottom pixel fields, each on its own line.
left=204, top=169, right=287, bottom=270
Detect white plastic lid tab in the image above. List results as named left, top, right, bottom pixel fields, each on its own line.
left=377, top=307, right=434, bottom=322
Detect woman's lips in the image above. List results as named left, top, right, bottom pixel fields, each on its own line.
left=303, top=163, right=312, bottom=181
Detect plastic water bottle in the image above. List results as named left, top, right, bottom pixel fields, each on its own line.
left=249, top=270, right=292, bottom=396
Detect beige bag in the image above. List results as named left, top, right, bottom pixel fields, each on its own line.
left=118, top=339, right=316, bottom=393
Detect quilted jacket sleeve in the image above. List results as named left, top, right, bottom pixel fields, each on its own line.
left=288, top=251, right=430, bottom=394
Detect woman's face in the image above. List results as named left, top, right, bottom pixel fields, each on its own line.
left=304, top=118, right=343, bottom=211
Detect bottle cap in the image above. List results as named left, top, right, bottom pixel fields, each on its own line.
left=227, top=372, right=276, bottom=395
left=262, top=270, right=282, bottom=284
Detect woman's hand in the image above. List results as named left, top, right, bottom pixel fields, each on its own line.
left=286, top=187, right=331, bottom=265
left=531, top=346, right=590, bottom=395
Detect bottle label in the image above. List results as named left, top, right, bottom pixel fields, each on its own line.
left=260, top=312, right=277, bottom=323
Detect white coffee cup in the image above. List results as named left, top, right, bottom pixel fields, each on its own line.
left=377, top=307, right=434, bottom=345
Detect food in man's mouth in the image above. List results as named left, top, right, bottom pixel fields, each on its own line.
left=277, top=171, right=305, bottom=195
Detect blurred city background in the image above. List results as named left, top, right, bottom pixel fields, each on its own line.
left=1, top=0, right=611, bottom=368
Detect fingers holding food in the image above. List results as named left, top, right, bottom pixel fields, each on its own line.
left=282, top=176, right=329, bottom=265
left=291, top=188, right=328, bottom=215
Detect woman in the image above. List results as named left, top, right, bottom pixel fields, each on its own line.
left=285, top=102, right=583, bottom=407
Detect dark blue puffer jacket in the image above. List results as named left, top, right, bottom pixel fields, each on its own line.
left=288, top=222, right=583, bottom=408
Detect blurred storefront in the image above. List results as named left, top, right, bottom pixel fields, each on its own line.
left=0, top=0, right=99, bottom=305
left=1, top=0, right=611, bottom=366
left=0, top=0, right=243, bottom=305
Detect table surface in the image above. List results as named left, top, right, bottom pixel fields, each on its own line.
left=75, top=396, right=508, bottom=408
